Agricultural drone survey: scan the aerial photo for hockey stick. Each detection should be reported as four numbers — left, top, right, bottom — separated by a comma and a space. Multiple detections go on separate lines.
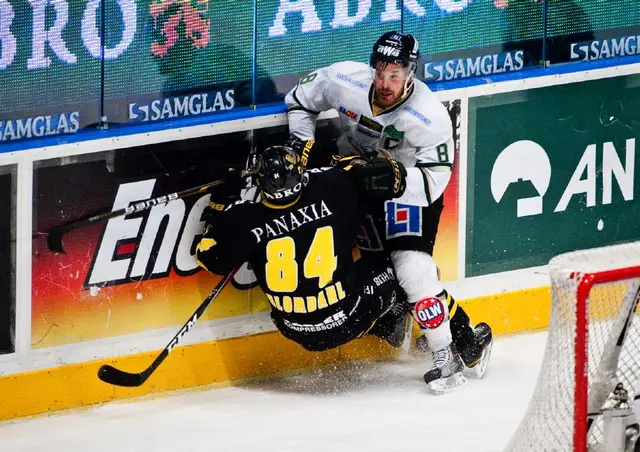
586, 281, 640, 434
98, 269, 237, 387
47, 169, 253, 254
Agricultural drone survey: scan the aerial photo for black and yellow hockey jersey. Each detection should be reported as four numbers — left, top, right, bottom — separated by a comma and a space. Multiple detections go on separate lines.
197, 167, 381, 343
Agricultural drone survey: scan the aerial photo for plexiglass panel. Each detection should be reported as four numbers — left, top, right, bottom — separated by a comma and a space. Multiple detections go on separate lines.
102, 0, 255, 127
0, 0, 100, 144
407, 0, 544, 83
546, 0, 640, 65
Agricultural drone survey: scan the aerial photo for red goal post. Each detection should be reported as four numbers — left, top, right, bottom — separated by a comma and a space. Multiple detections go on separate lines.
505, 242, 640, 452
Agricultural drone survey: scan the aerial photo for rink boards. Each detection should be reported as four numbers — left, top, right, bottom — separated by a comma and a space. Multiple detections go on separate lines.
0, 60, 639, 420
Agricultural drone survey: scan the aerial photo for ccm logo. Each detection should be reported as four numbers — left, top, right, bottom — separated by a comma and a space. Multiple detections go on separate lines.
390, 159, 402, 194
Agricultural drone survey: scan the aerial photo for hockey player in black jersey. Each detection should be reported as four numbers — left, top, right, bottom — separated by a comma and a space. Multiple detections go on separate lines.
196, 144, 409, 352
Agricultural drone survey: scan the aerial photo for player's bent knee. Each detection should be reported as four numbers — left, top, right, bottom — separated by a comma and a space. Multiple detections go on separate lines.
390, 250, 443, 302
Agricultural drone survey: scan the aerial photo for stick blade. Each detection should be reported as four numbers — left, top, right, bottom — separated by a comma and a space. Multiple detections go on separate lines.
98, 364, 146, 387
46, 227, 66, 254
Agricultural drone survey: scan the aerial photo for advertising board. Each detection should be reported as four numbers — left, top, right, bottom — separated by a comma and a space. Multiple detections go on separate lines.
466, 73, 640, 276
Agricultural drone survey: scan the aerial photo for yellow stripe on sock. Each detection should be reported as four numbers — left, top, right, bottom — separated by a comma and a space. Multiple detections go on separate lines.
447, 293, 458, 319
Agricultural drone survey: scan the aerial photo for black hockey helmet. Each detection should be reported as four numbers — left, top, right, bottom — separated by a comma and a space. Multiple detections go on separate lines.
256, 145, 305, 206
369, 31, 420, 76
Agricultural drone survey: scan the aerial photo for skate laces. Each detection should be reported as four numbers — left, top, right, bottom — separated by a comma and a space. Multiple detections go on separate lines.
474, 323, 491, 341
432, 347, 451, 368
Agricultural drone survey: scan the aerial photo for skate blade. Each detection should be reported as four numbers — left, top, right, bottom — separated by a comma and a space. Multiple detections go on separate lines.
464, 339, 493, 380
427, 372, 467, 395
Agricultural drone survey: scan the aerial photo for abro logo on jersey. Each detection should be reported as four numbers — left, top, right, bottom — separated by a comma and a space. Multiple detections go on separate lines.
262, 181, 304, 202
490, 138, 637, 218
84, 179, 210, 289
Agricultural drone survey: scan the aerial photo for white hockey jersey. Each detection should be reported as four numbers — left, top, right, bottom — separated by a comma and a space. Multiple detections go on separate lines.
285, 61, 454, 207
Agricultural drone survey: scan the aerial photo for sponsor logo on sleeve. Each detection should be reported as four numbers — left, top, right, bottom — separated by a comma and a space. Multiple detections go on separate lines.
402, 106, 430, 126
338, 106, 358, 120
336, 73, 368, 90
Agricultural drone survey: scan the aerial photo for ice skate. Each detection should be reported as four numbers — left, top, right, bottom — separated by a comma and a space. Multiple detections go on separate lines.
423, 344, 466, 394
460, 322, 493, 379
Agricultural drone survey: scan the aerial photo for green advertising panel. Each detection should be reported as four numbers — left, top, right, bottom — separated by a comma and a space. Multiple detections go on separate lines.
467, 73, 640, 276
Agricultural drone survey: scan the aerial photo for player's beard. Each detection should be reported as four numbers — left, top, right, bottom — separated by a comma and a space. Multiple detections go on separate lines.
375, 88, 401, 108
375, 77, 414, 108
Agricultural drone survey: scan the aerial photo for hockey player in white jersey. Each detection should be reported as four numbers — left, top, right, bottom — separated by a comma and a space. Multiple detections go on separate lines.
285, 31, 493, 392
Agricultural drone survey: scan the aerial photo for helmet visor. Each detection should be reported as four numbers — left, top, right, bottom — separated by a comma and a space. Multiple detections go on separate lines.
372, 63, 412, 82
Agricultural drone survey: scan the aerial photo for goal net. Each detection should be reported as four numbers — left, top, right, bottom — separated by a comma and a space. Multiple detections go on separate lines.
504, 242, 640, 452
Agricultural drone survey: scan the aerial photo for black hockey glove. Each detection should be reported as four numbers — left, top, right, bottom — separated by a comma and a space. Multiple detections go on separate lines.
202, 201, 228, 227
202, 171, 247, 224
331, 155, 407, 199
285, 136, 315, 168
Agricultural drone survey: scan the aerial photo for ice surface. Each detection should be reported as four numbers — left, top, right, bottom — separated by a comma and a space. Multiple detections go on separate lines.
0, 332, 547, 452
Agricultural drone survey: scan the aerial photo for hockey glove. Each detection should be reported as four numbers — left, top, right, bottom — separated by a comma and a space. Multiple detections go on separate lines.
202, 200, 229, 227
285, 136, 315, 168
203, 171, 247, 218
332, 155, 407, 199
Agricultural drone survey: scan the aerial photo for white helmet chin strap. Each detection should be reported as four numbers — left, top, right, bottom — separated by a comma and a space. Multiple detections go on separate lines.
402, 70, 415, 99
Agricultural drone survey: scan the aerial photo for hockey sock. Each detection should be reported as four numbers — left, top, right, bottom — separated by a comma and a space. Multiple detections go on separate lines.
445, 292, 476, 352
